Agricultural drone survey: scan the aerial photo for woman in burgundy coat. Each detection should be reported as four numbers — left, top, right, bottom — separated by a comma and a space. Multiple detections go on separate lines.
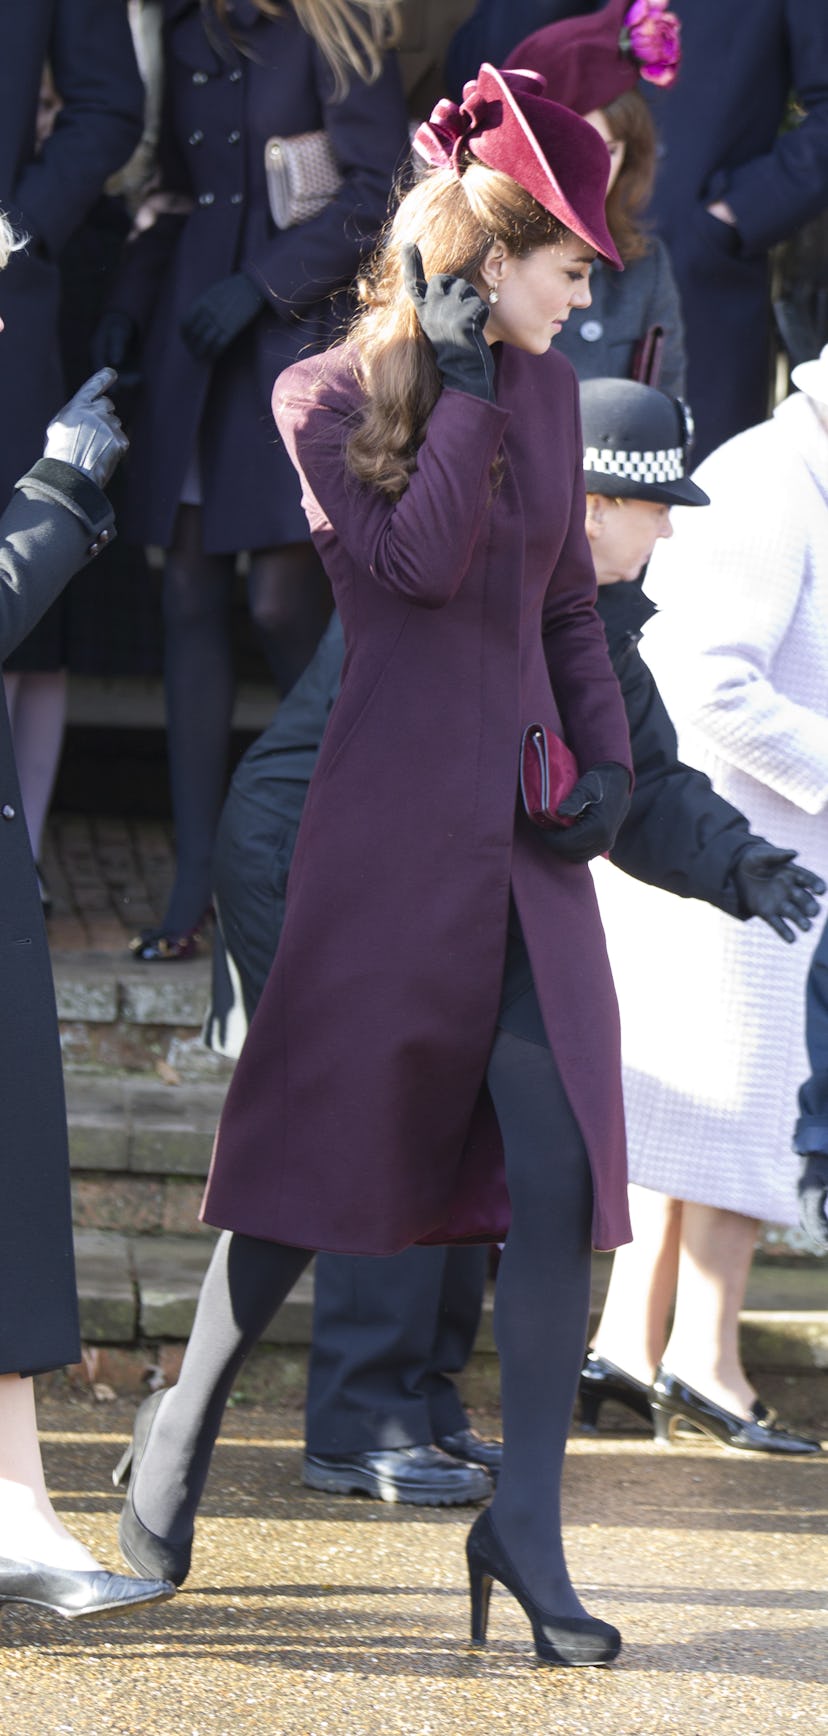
114, 67, 634, 1667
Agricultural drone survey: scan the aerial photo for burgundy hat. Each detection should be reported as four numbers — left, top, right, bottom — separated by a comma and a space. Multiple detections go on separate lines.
412, 63, 623, 269
504, 0, 682, 116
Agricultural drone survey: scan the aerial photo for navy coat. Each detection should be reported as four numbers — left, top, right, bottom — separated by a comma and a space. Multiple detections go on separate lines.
447, 0, 828, 461
114, 0, 409, 553
645, 0, 828, 461
0, 461, 114, 1376
0, 1, 143, 503
202, 342, 634, 1255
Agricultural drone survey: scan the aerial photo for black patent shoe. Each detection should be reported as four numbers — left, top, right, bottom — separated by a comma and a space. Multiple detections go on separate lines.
303, 1443, 492, 1505
651, 1367, 824, 1455
129, 918, 207, 963
466, 1509, 621, 1667
436, 1427, 503, 1479
579, 1352, 653, 1431
113, 1390, 193, 1586
0, 1555, 174, 1621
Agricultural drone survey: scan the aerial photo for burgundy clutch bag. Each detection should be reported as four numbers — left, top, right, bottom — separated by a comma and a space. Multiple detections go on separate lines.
520, 723, 579, 830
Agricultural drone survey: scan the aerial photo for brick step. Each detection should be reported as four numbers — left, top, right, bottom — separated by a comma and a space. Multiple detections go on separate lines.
73, 1230, 828, 1379
55, 952, 224, 1078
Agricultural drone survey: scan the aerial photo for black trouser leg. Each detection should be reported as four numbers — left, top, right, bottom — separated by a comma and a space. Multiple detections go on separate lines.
247, 543, 331, 696
132, 1231, 312, 1544
306, 1247, 457, 1455
426, 1245, 488, 1440
485, 978, 594, 1618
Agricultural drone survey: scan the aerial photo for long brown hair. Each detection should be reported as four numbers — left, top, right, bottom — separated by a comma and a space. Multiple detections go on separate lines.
602, 88, 656, 264
207, 0, 400, 97
345, 162, 569, 500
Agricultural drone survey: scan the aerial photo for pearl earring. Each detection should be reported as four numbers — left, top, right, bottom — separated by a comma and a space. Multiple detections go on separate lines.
488, 286, 499, 306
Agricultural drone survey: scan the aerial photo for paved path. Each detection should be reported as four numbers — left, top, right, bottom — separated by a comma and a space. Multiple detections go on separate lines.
3, 1387, 826, 1736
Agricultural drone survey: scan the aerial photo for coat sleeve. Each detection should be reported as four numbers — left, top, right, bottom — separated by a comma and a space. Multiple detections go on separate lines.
645, 239, 686, 398
608, 640, 751, 915
0, 463, 114, 662
274, 369, 511, 608
540, 378, 633, 776
242, 49, 410, 318
642, 432, 828, 815
711, 0, 828, 254
12, 1, 144, 259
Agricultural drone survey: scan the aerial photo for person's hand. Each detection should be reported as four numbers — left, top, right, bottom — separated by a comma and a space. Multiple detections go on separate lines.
798, 1152, 828, 1250
90, 310, 142, 388
401, 241, 495, 403
732, 842, 825, 943
543, 763, 631, 864
43, 368, 129, 489
180, 271, 265, 361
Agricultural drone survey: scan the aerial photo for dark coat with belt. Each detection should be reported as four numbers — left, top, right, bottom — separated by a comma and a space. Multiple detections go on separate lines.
0, 460, 114, 1376
113, 0, 409, 553
0, 1, 143, 503
201, 341, 634, 1254
447, 0, 828, 462
644, 0, 828, 462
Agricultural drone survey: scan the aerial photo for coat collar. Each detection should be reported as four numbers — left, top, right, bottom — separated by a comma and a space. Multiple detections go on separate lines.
596, 578, 656, 655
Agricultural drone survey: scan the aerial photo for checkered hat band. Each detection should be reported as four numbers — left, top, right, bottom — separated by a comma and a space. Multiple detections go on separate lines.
583, 445, 685, 483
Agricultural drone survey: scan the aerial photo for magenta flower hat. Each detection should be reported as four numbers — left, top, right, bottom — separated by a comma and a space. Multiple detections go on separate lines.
503, 0, 682, 116
412, 63, 624, 268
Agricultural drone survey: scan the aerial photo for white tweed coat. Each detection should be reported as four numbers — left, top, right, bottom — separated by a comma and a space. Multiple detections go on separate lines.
592, 393, 828, 1224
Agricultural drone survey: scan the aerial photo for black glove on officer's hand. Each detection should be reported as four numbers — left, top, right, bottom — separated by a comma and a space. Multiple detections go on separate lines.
181, 271, 265, 362
90, 310, 142, 389
732, 842, 825, 943
43, 368, 129, 490
798, 1152, 828, 1250
402, 241, 495, 403
543, 762, 632, 865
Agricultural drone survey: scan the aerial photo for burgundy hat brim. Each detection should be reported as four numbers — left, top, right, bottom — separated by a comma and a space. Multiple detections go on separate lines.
413, 63, 623, 271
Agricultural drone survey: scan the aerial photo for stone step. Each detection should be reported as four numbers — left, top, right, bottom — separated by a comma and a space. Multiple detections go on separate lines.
74, 1230, 828, 1377
55, 953, 220, 1076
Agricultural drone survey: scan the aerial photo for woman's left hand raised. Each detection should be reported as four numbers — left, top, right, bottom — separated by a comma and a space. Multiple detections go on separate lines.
402, 241, 495, 403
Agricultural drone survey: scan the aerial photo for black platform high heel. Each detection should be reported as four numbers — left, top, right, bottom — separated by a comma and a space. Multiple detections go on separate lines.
578, 1352, 653, 1431
113, 1390, 193, 1586
465, 1508, 621, 1667
650, 1368, 824, 1455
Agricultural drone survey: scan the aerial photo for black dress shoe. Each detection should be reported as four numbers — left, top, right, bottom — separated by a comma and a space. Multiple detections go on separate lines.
0, 1556, 174, 1621
303, 1443, 493, 1505
578, 1352, 653, 1431
435, 1427, 502, 1479
466, 1509, 621, 1667
651, 1367, 824, 1455
113, 1390, 193, 1586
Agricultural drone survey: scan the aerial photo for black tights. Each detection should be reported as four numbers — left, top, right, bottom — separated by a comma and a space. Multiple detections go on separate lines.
133, 981, 593, 1613
161, 505, 330, 934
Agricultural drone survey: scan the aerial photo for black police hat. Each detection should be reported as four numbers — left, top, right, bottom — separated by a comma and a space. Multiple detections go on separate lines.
580, 378, 709, 508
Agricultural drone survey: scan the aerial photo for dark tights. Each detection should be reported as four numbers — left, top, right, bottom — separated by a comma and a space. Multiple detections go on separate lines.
161, 505, 330, 934
133, 977, 593, 1613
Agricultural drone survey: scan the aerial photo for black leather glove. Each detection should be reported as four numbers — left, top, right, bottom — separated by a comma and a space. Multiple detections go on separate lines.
731, 841, 825, 943
180, 271, 265, 362
543, 762, 632, 865
402, 241, 495, 403
43, 368, 129, 489
90, 310, 142, 389
798, 1152, 828, 1250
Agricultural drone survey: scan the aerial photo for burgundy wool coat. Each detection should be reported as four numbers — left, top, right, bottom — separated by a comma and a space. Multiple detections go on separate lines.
201, 341, 634, 1252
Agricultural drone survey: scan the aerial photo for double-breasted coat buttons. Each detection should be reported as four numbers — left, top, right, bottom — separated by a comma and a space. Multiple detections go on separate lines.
1, 803, 16, 820
580, 319, 604, 343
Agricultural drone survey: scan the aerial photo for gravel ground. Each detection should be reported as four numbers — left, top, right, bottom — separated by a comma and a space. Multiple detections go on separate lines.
1, 1383, 826, 1736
